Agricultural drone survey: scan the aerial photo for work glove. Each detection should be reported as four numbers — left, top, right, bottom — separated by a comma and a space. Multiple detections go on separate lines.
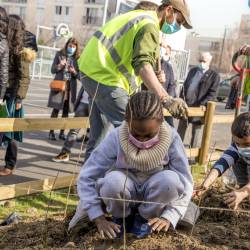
163, 96, 188, 119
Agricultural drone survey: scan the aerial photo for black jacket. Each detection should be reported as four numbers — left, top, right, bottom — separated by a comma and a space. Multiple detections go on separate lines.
161, 59, 176, 98
180, 66, 220, 107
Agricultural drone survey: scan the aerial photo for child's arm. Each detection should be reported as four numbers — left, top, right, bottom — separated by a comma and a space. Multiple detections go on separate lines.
195, 144, 240, 196
77, 129, 119, 222
161, 130, 193, 228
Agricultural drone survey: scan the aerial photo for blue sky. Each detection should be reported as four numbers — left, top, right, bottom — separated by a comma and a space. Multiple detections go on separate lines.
188, 0, 250, 37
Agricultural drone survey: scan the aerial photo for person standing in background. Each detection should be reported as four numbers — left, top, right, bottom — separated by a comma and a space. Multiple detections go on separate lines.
160, 43, 177, 126
177, 52, 220, 148
0, 15, 36, 176
0, 7, 9, 105
48, 37, 80, 141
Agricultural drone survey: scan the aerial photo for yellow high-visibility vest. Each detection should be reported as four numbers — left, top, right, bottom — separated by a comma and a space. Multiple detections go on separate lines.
78, 10, 159, 94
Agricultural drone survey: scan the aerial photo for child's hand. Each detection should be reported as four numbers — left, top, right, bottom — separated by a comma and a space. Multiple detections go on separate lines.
192, 184, 208, 198
223, 190, 248, 210
95, 215, 121, 239
148, 217, 170, 233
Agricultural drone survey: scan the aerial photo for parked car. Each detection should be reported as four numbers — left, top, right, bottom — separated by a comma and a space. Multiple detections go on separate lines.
216, 74, 239, 102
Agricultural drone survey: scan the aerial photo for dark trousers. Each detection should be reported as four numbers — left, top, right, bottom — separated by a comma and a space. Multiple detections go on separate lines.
61, 102, 89, 154
50, 100, 69, 134
177, 119, 203, 148
5, 139, 18, 170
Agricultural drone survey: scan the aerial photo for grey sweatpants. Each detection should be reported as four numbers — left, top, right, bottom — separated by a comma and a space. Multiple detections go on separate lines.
97, 170, 184, 219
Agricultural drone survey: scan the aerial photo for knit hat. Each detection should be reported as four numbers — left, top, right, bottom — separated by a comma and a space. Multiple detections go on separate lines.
119, 122, 172, 172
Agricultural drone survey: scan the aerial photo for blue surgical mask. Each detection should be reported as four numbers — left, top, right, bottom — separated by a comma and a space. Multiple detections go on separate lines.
237, 146, 250, 164
161, 16, 181, 34
67, 47, 76, 56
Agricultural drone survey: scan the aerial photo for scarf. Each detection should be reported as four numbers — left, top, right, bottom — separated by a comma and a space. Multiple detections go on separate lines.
119, 122, 172, 172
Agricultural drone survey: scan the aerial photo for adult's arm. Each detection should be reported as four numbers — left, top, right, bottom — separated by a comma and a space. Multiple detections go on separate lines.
51, 52, 65, 74
132, 23, 168, 100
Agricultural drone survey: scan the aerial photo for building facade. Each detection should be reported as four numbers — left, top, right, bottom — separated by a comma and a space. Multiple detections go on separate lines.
185, 35, 222, 71
0, 0, 118, 45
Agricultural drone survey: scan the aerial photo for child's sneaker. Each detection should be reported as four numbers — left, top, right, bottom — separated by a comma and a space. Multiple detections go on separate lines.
130, 214, 152, 239
52, 152, 70, 162
112, 214, 135, 239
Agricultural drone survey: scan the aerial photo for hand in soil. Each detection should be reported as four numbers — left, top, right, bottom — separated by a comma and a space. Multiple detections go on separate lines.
95, 215, 121, 239
148, 217, 170, 233
193, 184, 208, 198
223, 190, 248, 210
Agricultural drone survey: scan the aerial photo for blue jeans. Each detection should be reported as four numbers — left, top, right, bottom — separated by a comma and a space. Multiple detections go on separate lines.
81, 75, 129, 160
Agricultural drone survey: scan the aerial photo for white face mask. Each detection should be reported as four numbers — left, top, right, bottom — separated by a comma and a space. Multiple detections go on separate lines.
199, 62, 209, 71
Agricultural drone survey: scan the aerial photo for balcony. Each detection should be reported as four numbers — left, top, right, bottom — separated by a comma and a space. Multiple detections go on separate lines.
84, 0, 104, 9
82, 15, 102, 26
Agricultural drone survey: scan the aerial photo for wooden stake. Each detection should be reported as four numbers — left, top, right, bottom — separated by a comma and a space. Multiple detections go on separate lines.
198, 101, 216, 165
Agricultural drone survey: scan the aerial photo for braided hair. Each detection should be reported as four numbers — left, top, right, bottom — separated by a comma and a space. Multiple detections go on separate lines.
125, 91, 164, 122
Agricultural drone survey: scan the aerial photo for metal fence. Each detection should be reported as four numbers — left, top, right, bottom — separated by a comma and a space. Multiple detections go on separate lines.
30, 45, 190, 84
30, 45, 60, 80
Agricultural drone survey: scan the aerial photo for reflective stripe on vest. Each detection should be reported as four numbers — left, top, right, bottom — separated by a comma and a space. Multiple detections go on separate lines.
93, 15, 154, 92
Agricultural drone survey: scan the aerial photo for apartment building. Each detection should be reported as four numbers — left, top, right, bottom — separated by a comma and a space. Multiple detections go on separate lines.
0, 0, 118, 45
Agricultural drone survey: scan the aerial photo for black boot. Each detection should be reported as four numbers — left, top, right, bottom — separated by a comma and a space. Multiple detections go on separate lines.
59, 130, 66, 140
49, 130, 56, 141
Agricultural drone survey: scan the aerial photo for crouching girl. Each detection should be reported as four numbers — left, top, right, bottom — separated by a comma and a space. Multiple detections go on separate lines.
76, 91, 193, 239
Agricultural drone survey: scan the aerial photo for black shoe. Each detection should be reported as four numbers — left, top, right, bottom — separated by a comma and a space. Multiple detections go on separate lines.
49, 131, 56, 141
76, 134, 89, 143
59, 133, 66, 140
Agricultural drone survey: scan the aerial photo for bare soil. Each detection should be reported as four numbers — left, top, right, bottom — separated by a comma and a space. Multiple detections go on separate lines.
0, 187, 250, 250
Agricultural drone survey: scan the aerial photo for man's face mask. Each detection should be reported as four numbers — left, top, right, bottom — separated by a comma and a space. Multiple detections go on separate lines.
199, 62, 209, 71
161, 13, 181, 35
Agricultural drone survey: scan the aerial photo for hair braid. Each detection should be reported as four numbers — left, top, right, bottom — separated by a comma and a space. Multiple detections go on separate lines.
125, 91, 164, 122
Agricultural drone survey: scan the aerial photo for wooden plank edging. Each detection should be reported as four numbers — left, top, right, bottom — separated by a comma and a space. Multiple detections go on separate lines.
0, 174, 78, 201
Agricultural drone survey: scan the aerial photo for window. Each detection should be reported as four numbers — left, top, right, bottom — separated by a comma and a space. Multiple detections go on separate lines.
55, 5, 62, 15
86, 7, 98, 24
2, 0, 27, 3
19, 6, 26, 19
65, 6, 70, 15
36, 7, 45, 24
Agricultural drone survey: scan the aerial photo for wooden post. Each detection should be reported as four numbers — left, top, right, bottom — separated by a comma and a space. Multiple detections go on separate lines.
198, 101, 216, 165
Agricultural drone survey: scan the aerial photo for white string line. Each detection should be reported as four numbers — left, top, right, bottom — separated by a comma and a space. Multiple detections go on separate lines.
8, 186, 250, 215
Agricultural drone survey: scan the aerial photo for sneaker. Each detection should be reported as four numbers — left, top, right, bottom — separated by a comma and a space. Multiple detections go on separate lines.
49, 131, 56, 141
52, 152, 70, 162
59, 133, 67, 140
130, 214, 152, 239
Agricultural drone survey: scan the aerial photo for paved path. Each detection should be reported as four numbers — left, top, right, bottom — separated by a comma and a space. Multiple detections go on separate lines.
0, 79, 248, 187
